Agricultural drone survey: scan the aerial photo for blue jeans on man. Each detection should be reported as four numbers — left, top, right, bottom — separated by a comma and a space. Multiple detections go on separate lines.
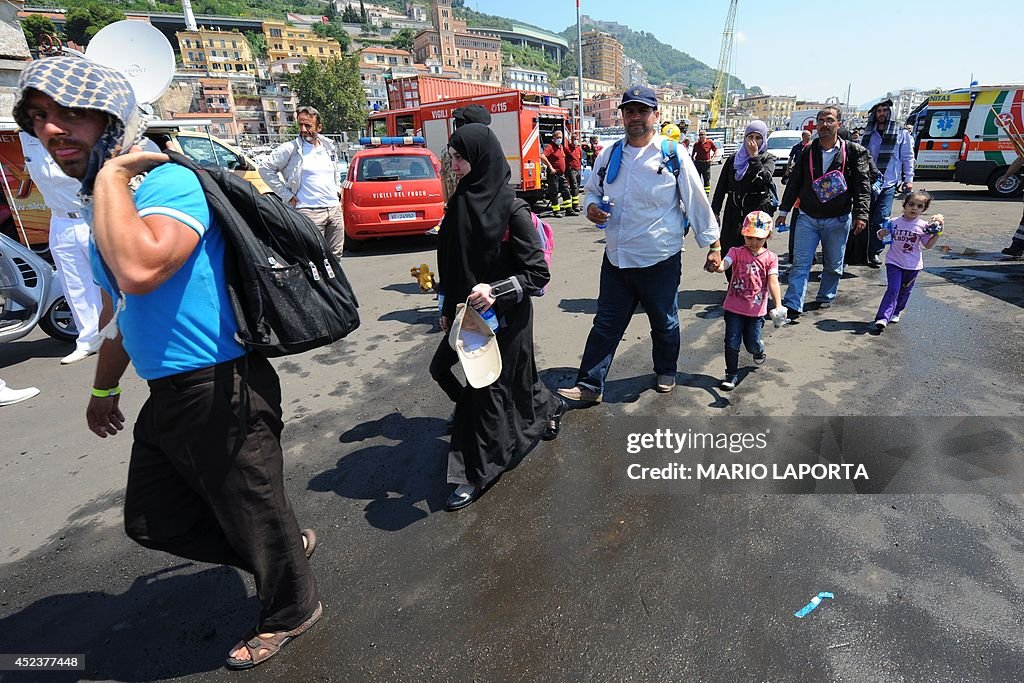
575, 252, 681, 393
869, 184, 896, 258
783, 212, 852, 313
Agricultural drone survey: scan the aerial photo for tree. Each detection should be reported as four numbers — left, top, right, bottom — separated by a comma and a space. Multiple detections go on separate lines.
63, 3, 124, 47
359, 0, 367, 23
289, 55, 367, 133
245, 31, 268, 59
341, 4, 361, 23
312, 21, 351, 51
22, 14, 57, 51
390, 28, 416, 52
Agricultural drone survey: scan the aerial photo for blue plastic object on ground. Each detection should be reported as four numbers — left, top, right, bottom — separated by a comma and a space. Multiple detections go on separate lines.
794, 591, 834, 618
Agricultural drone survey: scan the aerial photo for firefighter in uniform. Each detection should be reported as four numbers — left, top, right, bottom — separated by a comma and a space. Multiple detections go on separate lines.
565, 131, 583, 215
541, 130, 575, 217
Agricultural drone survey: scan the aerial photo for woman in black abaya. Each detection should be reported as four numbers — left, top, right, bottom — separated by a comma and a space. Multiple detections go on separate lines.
432, 123, 567, 511
710, 120, 777, 280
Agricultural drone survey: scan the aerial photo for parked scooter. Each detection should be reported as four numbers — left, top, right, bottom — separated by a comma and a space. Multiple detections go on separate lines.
0, 231, 78, 344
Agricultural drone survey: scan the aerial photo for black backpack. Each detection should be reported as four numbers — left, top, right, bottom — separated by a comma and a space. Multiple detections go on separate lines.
165, 151, 359, 357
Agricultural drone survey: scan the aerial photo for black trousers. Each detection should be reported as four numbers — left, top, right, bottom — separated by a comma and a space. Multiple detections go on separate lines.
694, 160, 712, 192
430, 335, 463, 403
566, 168, 580, 197
546, 172, 571, 211
124, 353, 319, 632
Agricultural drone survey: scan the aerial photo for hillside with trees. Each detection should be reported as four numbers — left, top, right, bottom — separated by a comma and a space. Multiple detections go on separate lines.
28, 0, 750, 95
559, 18, 747, 92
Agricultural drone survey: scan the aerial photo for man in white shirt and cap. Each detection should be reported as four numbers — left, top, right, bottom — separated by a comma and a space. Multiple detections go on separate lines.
558, 86, 721, 403
19, 131, 101, 364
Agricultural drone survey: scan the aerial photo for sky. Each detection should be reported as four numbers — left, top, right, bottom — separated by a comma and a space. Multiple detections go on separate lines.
470, 0, 1022, 104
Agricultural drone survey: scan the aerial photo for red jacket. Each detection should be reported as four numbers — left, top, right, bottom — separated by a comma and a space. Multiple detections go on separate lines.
543, 143, 567, 174
565, 141, 582, 170
692, 138, 717, 162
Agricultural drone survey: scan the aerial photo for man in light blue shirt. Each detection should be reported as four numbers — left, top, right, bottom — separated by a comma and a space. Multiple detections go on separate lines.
557, 86, 720, 403
861, 98, 914, 266
14, 56, 321, 671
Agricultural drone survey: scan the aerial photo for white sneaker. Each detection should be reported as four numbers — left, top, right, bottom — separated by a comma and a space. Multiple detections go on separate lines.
874, 319, 887, 331
60, 348, 95, 365
0, 386, 40, 406
890, 315, 900, 323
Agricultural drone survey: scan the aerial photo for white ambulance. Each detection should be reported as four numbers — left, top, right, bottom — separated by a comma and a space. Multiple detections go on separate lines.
908, 84, 1024, 197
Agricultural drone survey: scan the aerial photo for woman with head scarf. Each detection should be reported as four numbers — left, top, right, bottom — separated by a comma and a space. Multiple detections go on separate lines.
431, 123, 567, 511
710, 120, 777, 280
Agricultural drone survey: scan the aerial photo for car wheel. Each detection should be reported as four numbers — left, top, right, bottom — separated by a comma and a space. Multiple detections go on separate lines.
344, 236, 366, 253
39, 296, 79, 342
988, 169, 1023, 198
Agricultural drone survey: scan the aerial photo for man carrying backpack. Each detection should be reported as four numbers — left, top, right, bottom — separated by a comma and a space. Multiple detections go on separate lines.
557, 86, 720, 403
13, 56, 321, 670
259, 105, 346, 261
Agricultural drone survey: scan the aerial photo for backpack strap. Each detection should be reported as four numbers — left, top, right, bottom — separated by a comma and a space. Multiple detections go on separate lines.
596, 139, 624, 194
660, 139, 680, 177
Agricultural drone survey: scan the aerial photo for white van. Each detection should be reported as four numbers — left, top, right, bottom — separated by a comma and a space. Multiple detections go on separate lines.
766, 130, 805, 176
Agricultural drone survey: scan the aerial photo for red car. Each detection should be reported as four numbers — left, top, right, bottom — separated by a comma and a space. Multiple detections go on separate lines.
342, 140, 444, 247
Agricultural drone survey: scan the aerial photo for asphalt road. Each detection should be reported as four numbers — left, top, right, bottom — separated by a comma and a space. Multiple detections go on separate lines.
2, 173, 1024, 682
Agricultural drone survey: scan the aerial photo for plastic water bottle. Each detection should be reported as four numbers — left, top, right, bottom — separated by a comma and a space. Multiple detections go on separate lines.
480, 307, 499, 333
595, 196, 613, 229
881, 220, 893, 245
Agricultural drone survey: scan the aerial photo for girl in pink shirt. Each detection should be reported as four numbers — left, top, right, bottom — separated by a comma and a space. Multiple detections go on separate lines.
873, 190, 944, 330
713, 211, 785, 390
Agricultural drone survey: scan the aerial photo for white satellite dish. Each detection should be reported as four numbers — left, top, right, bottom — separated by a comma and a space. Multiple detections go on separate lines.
86, 21, 175, 105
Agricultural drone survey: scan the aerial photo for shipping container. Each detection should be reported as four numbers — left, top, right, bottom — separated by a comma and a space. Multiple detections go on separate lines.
386, 76, 504, 111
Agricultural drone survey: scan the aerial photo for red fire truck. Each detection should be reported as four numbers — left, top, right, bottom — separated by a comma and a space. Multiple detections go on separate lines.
366, 90, 573, 205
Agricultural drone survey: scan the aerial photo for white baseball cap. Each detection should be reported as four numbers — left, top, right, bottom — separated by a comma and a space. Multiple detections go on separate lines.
448, 302, 502, 388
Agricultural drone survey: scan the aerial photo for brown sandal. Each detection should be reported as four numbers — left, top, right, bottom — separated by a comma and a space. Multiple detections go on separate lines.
225, 601, 323, 670
301, 529, 317, 560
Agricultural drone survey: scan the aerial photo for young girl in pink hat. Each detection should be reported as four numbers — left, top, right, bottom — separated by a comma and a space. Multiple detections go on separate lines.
712, 211, 786, 390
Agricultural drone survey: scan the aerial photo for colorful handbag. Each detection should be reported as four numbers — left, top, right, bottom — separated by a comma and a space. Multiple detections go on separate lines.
809, 141, 848, 203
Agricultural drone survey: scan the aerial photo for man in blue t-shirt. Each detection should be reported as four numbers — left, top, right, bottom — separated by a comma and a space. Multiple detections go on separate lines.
13, 56, 321, 670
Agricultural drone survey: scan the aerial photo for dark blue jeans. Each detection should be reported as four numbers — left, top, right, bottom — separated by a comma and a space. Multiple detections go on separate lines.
869, 184, 896, 257
723, 311, 764, 374
576, 252, 682, 393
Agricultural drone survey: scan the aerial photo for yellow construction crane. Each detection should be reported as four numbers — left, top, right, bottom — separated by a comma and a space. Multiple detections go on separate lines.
708, 0, 738, 129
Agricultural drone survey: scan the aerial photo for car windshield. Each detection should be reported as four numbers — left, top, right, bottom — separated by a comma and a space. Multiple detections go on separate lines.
767, 136, 800, 150
357, 155, 436, 182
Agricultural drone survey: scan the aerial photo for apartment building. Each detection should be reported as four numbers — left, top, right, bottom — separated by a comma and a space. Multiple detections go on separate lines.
412, 0, 502, 84
559, 76, 616, 101
737, 94, 797, 130
177, 27, 258, 75
584, 93, 621, 128
579, 31, 624, 88
261, 83, 299, 137
503, 66, 552, 94
263, 19, 343, 63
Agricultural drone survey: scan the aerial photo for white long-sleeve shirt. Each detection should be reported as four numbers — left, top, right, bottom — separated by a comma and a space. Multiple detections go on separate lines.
19, 131, 83, 217
584, 134, 720, 269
